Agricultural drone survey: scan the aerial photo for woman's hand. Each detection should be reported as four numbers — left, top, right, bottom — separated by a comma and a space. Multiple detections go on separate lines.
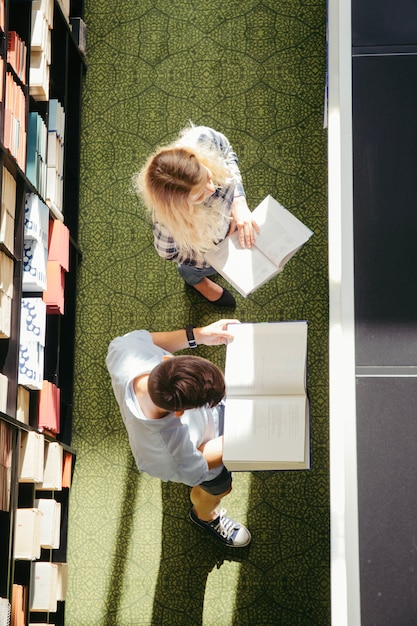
194, 319, 240, 345
229, 196, 260, 248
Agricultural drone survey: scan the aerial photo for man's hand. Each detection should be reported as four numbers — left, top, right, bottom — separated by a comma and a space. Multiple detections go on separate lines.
229, 196, 260, 249
194, 319, 240, 345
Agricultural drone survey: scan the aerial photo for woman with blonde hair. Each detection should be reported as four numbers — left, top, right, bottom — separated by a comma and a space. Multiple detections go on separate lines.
134, 125, 259, 307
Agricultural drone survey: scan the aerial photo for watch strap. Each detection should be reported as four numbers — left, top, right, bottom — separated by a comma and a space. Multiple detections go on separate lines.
185, 325, 197, 349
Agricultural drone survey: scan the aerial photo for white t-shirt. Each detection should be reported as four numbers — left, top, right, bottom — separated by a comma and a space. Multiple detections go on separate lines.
106, 330, 224, 486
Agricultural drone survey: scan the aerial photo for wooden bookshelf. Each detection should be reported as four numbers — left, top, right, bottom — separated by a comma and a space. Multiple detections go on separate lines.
0, 1, 85, 623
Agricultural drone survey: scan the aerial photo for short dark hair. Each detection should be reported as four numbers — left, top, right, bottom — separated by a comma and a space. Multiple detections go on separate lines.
147, 355, 225, 412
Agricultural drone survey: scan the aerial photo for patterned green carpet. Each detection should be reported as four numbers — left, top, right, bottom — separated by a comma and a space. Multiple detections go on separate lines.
66, 1, 329, 624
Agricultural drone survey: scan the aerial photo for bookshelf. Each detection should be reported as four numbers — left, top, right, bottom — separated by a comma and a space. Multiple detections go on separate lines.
0, 0, 86, 623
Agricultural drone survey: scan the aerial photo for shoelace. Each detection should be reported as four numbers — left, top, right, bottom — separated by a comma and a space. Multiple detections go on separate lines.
210, 509, 237, 540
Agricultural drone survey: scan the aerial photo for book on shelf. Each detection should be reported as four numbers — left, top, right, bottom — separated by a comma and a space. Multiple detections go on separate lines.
205, 195, 313, 297
24, 193, 49, 248
18, 298, 46, 391
18, 431, 45, 483
18, 340, 44, 390
222, 321, 310, 471
0, 290, 12, 339
13, 508, 43, 560
36, 441, 63, 491
11, 584, 28, 626
0, 372, 7, 414
0, 420, 12, 512
7, 31, 27, 84
0, 251, 13, 338
0, 251, 13, 298
30, 562, 58, 613
48, 218, 69, 272
4, 72, 27, 170
26, 112, 48, 196
20, 297, 47, 347
62, 451, 73, 488
16, 385, 30, 424
34, 498, 61, 549
22, 239, 48, 293
56, 562, 68, 602
38, 380, 60, 433
32, 0, 54, 31
0, 166, 17, 255
43, 260, 65, 314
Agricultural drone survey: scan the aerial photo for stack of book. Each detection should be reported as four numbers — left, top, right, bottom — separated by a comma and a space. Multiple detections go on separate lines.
30, 562, 68, 612
38, 380, 60, 433
30, 0, 54, 101
4, 32, 27, 169
22, 193, 49, 292
34, 498, 61, 549
46, 99, 65, 216
26, 112, 48, 197
43, 217, 69, 314
13, 508, 43, 560
11, 585, 27, 626
0, 250, 13, 338
36, 441, 63, 491
18, 297, 46, 391
0, 421, 12, 512
7, 31, 27, 83
0, 372, 7, 413
16, 385, 30, 424
62, 451, 73, 488
0, 165, 17, 255
18, 431, 45, 484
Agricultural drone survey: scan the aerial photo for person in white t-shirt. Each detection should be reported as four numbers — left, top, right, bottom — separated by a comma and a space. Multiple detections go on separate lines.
106, 318, 251, 548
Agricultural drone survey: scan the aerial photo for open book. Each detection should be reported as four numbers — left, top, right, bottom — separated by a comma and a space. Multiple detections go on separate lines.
205, 195, 313, 297
222, 321, 310, 471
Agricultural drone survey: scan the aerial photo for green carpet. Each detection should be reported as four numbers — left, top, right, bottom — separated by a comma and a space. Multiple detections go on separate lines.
66, 1, 329, 624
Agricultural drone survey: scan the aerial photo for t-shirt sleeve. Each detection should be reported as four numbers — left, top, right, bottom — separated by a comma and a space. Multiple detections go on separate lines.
106, 330, 165, 406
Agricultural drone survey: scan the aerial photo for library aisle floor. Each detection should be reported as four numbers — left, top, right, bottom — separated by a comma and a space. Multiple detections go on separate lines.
66, 1, 329, 624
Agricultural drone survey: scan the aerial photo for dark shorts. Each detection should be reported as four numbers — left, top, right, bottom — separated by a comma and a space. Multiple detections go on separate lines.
199, 466, 232, 495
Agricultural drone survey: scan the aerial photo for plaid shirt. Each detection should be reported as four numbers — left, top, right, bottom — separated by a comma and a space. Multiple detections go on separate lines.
152, 126, 246, 268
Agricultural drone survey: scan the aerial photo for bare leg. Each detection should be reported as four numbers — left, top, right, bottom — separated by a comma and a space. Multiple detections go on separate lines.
190, 484, 232, 521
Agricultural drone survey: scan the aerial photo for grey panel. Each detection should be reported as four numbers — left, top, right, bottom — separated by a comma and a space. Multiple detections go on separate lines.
352, 54, 417, 366
352, 0, 417, 47
356, 377, 417, 625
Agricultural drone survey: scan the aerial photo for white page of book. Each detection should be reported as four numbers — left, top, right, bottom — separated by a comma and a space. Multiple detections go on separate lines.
223, 395, 307, 463
252, 196, 313, 268
205, 232, 278, 296
225, 322, 307, 396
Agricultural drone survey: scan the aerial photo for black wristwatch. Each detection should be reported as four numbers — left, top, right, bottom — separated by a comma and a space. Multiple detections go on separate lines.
185, 325, 197, 349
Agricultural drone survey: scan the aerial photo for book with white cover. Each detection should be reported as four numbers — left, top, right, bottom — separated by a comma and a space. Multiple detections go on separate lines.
36, 441, 63, 490
205, 195, 313, 297
30, 562, 58, 612
13, 508, 43, 560
18, 431, 45, 483
222, 321, 310, 470
34, 498, 61, 548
